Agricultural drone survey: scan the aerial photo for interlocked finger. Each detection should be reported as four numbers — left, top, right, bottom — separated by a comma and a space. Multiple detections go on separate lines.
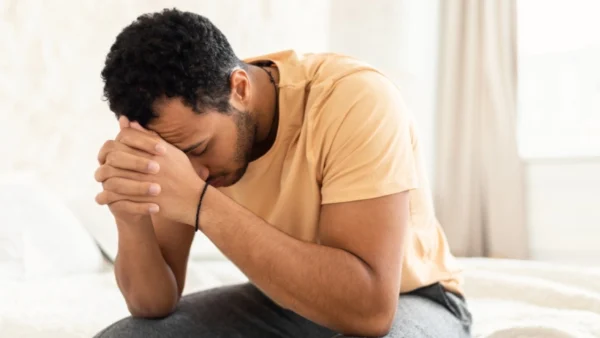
95, 190, 152, 206
94, 165, 150, 183
102, 177, 161, 196
104, 151, 160, 174
108, 200, 160, 215
97, 140, 155, 165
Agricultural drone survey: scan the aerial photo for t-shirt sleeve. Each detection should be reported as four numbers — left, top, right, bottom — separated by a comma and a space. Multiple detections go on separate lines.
319, 71, 418, 204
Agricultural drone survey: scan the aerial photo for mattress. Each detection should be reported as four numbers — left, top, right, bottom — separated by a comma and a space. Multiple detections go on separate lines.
0, 258, 599, 338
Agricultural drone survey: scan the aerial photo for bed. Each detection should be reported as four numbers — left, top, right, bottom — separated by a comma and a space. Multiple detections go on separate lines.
1, 258, 600, 338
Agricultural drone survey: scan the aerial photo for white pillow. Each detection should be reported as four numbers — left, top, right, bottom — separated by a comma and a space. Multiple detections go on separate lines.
0, 175, 105, 280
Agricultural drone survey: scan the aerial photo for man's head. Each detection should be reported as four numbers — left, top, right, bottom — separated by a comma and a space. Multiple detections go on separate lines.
101, 8, 257, 187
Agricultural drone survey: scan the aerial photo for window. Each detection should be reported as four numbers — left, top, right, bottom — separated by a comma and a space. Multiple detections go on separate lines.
517, 0, 600, 158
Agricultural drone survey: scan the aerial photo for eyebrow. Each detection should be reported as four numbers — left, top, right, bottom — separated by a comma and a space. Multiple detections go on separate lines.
181, 140, 205, 154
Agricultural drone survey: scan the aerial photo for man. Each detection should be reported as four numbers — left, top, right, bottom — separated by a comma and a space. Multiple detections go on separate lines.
94, 8, 471, 338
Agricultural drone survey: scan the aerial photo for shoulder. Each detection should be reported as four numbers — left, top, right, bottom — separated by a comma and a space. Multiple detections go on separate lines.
308, 67, 411, 139
305, 66, 415, 172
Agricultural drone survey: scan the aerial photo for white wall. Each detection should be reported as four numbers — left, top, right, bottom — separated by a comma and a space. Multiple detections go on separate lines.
526, 159, 600, 265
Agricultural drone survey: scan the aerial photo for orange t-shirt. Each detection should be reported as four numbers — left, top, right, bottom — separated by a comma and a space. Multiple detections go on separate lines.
220, 50, 463, 295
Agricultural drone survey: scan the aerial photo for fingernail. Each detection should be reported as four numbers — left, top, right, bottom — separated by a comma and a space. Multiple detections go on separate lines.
148, 183, 161, 195
155, 143, 167, 154
147, 161, 160, 173
149, 204, 159, 213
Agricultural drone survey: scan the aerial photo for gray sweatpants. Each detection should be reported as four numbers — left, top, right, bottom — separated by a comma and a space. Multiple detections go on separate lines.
95, 283, 472, 338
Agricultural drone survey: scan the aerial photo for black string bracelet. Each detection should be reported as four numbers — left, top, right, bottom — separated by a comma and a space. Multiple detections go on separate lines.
195, 181, 210, 232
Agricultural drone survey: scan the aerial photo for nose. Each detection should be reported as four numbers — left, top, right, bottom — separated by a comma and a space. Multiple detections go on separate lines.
196, 165, 210, 181
188, 157, 210, 181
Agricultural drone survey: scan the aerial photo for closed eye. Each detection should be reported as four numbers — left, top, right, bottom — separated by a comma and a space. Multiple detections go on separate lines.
182, 139, 207, 155
191, 144, 208, 157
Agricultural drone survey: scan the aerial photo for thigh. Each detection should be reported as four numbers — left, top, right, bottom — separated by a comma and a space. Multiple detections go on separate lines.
383, 293, 471, 338
94, 283, 336, 338
338, 291, 471, 338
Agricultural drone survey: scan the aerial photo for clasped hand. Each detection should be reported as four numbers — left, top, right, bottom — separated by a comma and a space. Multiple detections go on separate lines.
94, 116, 204, 226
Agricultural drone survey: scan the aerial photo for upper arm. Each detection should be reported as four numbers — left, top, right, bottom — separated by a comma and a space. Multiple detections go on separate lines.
151, 215, 195, 297
317, 71, 417, 299
319, 193, 409, 302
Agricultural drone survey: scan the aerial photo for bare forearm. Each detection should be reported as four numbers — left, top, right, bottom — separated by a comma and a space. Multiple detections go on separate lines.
114, 219, 178, 317
200, 188, 393, 335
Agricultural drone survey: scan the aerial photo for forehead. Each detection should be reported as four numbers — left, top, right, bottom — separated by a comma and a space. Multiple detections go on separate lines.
148, 98, 199, 141
148, 97, 218, 146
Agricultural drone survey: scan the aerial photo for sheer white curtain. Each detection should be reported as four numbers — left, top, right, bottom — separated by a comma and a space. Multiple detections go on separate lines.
435, 0, 528, 258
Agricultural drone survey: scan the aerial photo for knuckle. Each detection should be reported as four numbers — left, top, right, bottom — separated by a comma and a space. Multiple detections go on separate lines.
103, 191, 114, 203
107, 165, 117, 178
102, 177, 116, 191
103, 140, 114, 149
105, 152, 114, 165
95, 166, 106, 182
95, 192, 108, 205
94, 168, 102, 182
97, 165, 112, 182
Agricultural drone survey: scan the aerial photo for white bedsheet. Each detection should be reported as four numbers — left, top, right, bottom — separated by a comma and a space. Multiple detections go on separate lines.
1, 258, 599, 338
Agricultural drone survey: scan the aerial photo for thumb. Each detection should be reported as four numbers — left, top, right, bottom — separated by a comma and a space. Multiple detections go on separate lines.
130, 121, 146, 132
130, 121, 158, 136
118, 115, 130, 130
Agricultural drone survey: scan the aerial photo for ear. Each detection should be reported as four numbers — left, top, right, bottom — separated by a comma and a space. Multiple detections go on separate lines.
229, 68, 251, 108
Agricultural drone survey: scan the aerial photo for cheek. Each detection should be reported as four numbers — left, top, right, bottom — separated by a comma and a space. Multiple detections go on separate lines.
213, 139, 238, 166
192, 140, 238, 176
214, 131, 240, 161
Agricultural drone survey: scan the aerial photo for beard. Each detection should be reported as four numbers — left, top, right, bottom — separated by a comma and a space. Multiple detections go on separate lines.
225, 107, 256, 186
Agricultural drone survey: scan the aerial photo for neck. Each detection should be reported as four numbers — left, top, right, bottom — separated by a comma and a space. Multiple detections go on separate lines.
248, 63, 279, 146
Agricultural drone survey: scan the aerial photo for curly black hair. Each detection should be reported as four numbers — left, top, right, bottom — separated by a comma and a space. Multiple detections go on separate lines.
101, 8, 244, 126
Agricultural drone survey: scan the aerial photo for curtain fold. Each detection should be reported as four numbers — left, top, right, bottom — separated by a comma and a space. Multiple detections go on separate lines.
435, 0, 528, 259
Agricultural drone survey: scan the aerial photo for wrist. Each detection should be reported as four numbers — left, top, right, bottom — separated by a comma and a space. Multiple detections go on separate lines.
115, 216, 156, 242
182, 178, 210, 228
115, 215, 152, 231
196, 184, 221, 232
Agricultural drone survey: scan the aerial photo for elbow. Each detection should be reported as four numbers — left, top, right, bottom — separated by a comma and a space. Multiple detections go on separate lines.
125, 291, 179, 319
363, 311, 396, 337
338, 294, 398, 337
357, 305, 396, 337
127, 298, 178, 319
115, 267, 180, 319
